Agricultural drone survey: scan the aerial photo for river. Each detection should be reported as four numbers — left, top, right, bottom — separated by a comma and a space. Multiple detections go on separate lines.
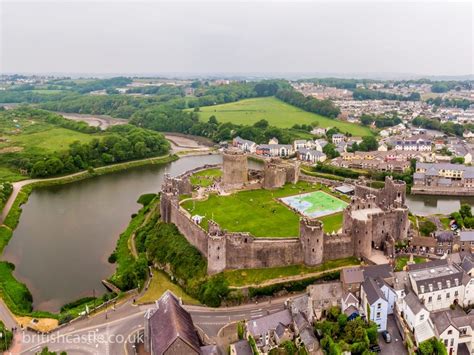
2, 154, 231, 312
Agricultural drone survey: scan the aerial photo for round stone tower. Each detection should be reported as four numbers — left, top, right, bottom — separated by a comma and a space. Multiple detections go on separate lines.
300, 218, 324, 266
222, 149, 248, 186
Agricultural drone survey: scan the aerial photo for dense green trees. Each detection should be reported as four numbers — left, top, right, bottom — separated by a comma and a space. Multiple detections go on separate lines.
316, 308, 378, 355
25, 123, 169, 178
0, 321, 13, 352
427, 97, 472, 110
418, 338, 447, 355
360, 113, 402, 128
419, 220, 437, 236
323, 143, 340, 159
276, 89, 341, 118
412, 116, 465, 137
350, 136, 378, 152
353, 88, 420, 101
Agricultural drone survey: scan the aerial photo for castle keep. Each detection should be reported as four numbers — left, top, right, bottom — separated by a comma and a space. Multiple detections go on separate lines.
160, 151, 409, 274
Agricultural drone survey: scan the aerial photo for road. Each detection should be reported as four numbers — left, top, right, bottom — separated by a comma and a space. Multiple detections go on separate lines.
14, 294, 294, 355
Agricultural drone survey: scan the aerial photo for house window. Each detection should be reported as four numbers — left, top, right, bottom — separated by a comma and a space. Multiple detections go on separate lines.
376, 312, 381, 319
447, 293, 450, 299
428, 296, 432, 303
420, 314, 424, 321
444, 340, 448, 347
455, 291, 459, 297
448, 330, 452, 335
437, 295, 442, 301
450, 339, 454, 346
377, 303, 381, 309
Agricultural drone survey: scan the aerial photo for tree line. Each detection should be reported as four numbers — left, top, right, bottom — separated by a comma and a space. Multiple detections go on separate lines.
29, 124, 169, 177
412, 116, 465, 137
275, 89, 341, 118
352, 88, 421, 101
427, 97, 472, 110
359, 113, 402, 128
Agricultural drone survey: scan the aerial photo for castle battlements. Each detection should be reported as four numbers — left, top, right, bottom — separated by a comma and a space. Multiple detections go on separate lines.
159, 158, 409, 274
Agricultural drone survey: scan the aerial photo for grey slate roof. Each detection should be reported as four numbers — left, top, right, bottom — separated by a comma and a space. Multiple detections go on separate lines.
299, 328, 319, 349
341, 267, 365, 284
148, 291, 201, 355
201, 345, 221, 355
407, 259, 447, 271
362, 277, 386, 305
246, 309, 292, 338
409, 262, 464, 294
461, 255, 474, 273
460, 231, 474, 242
404, 292, 426, 315
435, 230, 455, 242
363, 264, 393, 280
231, 340, 253, 355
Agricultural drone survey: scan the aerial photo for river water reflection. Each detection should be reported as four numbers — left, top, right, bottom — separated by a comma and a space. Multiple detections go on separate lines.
2, 154, 231, 312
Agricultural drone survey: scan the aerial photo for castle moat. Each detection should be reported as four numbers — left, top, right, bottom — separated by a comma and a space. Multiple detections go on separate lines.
2, 152, 470, 312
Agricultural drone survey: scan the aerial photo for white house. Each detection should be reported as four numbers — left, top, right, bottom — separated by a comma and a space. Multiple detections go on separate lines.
296, 148, 326, 164
394, 139, 432, 152
379, 130, 390, 138
314, 139, 328, 152
311, 127, 327, 136
332, 134, 345, 145
378, 143, 388, 152
408, 260, 465, 311
375, 278, 397, 314
233, 136, 257, 153
360, 277, 389, 331
431, 310, 474, 355
400, 292, 435, 344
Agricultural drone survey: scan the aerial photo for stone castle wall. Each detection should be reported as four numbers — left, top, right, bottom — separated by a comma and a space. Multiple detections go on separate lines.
323, 234, 354, 260
159, 166, 409, 275
263, 158, 300, 189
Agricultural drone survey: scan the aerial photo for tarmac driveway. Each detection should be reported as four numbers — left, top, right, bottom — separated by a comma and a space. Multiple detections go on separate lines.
378, 315, 408, 355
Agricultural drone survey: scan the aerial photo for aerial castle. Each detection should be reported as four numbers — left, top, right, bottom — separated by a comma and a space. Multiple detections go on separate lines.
160, 150, 409, 274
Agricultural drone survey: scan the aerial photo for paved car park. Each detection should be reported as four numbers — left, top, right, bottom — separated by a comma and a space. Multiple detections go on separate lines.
378, 315, 408, 355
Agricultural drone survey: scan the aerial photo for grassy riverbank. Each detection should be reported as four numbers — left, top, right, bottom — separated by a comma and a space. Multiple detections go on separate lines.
0, 154, 177, 320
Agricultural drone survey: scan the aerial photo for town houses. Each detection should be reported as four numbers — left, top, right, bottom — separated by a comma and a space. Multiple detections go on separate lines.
394, 139, 432, 152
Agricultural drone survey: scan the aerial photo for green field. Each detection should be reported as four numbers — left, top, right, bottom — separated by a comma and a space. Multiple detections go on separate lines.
223, 257, 359, 287
7, 127, 97, 153
319, 213, 344, 233
182, 181, 346, 238
194, 97, 372, 136
0, 110, 102, 181
138, 270, 200, 305
189, 168, 222, 187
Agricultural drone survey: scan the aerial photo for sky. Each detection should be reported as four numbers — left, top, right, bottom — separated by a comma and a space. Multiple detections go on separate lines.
0, 0, 473, 77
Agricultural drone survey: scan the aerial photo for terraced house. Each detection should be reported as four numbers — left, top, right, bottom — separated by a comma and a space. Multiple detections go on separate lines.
413, 162, 474, 195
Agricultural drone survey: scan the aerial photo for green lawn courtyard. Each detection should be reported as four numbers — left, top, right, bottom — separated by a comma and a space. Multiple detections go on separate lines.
189, 168, 222, 187
181, 181, 346, 237
394, 256, 428, 272
193, 97, 373, 136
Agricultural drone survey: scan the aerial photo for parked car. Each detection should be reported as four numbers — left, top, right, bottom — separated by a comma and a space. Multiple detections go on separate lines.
370, 344, 381, 353
382, 330, 392, 343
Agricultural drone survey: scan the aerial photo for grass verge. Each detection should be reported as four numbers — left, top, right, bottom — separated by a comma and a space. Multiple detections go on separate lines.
223, 257, 359, 287
138, 270, 200, 305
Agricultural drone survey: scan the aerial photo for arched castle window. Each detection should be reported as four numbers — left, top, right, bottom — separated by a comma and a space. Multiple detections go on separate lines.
244, 238, 248, 243
312, 248, 315, 252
